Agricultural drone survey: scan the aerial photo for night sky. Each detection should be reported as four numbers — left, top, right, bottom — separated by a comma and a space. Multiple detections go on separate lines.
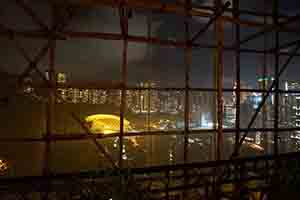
1, 0, 300, 89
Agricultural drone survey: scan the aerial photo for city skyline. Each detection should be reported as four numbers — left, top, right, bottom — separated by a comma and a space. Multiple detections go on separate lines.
21, 71, 300, 131
1, 1, 300, 198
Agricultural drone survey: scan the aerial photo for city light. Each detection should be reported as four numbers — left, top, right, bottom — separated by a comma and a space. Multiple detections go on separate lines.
85, 114, 139, 146
0, 159, 9, 175
1, 0, 300, 199
85, 114, 132, 134
248, 143, 264, 152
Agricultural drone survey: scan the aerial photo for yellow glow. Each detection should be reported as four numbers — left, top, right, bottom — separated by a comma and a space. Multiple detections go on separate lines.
248, 143, 264, 152
86, 114, 130, 125
102, 130, 116, 134
0, 159, 9, 174
131, 138, 139, 147
85, 114, 139, 146
221, 183, 233, 193
85, 114, 132, 134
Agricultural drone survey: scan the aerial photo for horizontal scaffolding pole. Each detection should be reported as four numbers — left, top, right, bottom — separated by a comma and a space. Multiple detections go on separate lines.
0, 127, 299, 143
150, 175, 268, 194
236, 13, 300, 46
1, 28, 300, 56
52, 0, 300, 32
0, 29, 64, 40
191, 4, 288, 19
6, 29, 300, 57
17, 80, 300, 94
0, 151, 299, 183
268, 39, 300, 53
191, 1, 231, 43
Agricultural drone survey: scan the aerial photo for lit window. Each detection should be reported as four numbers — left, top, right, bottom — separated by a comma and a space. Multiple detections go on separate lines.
57, 72, 66, 84
0, 159, 9, 175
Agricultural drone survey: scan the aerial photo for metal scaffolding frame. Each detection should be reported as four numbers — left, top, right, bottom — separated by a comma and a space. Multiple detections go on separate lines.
1, 0, 300, 199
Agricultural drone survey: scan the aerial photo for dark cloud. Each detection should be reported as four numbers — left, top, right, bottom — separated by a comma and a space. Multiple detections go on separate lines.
1, 0, 300, 89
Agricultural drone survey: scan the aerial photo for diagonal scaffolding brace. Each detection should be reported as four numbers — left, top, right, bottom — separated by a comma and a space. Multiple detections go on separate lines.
232, 42, 300, 157
267, 39, 300, 53
233, 13, 300, 47
27, 59, 118, 168
191, 1, 231, 43
14, 0, 50, 31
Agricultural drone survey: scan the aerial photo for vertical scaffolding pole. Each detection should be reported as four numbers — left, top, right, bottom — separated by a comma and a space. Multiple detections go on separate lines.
45, 43, 54, 175
183, 1, 191, 199
42, 5, 56, 200
44, 6, 56, 176
272, 1, 281, 189
213, 1, 224, 198
233, 0, 240, 156
118, 5, 129, 199
273, 0, 279, 156
233, 0, 241, 198
119, 4, 128, 170
147, 84, 152, 163
262, 0, 268, 152
147, 13, 153, 165
215, 0, 224, 161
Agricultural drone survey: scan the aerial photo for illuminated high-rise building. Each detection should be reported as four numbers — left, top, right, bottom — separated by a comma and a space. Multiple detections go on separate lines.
223, 102, 236, 128
56, 72, 67, 101
253, 76, 275, 151
106, 90, 121, 106
284, 81, 300, 128
189, 92, 212, 128
134, 81, 159, 113
72, 88, 80, 104
257, 76, 275, 104
90, 89, 100, 104
280, 80, 300, 152
57, 72, 66, 84
81, 89, 89, 103
232, 81, 252, 104
256, 77, 275, 128
23, 77, 34, 94
52, 72, 110, 105
126, 90, 138, 112
98, 90, 108, 104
